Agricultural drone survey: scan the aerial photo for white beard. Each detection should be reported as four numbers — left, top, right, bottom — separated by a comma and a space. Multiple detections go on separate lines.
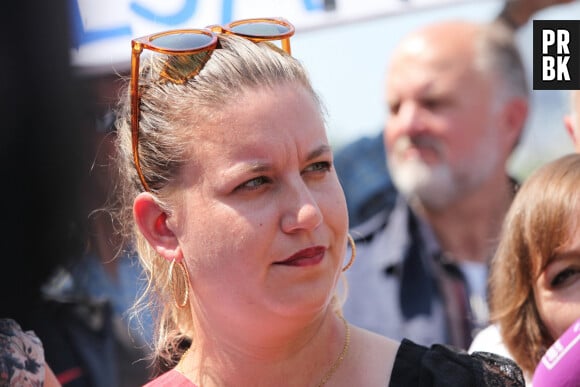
389, 155, 456, 210
387, 133, 501, 211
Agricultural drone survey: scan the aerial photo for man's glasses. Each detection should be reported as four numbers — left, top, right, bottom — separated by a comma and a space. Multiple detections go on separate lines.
130, 17, 295, 191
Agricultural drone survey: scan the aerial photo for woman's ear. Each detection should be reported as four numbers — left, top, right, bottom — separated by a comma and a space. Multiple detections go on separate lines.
133, 192, 182, 262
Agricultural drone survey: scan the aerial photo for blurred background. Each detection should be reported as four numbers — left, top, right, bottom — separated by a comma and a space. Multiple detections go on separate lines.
290, 0, 579, 180
73, 0, 580, 179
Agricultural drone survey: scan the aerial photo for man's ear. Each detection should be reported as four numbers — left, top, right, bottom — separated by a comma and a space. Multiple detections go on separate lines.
564, 114, 579, 149
501, 97, 528, 152
133, 192, 182, 262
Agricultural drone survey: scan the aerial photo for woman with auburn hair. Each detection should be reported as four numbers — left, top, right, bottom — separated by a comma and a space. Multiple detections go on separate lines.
470, 153, 580, 383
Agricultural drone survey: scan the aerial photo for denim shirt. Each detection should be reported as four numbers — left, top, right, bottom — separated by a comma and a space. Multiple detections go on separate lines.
334, 131, 397, 228
343, 196, 477, 349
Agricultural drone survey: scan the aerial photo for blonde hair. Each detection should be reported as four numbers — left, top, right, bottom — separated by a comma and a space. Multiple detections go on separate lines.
489, 153, 580, 375
113, 34, 322, 373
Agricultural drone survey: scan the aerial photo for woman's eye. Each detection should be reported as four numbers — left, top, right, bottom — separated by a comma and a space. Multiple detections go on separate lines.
550, 268, 580, 288
236, 176, 270, 191
303, 161, 331, 174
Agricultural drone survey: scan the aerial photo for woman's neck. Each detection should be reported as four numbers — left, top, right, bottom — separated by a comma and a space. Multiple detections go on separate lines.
178, 310, 349, 387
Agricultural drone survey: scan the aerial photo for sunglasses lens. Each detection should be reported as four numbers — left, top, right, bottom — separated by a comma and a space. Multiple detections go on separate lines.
152, 32, 214, 50
230, 21, 291, 37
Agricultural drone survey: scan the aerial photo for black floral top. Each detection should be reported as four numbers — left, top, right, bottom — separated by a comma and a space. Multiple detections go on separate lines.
389, 339, 525, 386
0, 319, 45, 387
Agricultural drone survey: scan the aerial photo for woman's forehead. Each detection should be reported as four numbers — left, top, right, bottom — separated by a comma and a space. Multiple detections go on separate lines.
193, 84, 323, 136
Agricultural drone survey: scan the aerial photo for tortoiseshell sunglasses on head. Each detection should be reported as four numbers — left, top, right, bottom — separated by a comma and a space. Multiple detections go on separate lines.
130, 17, 295, 191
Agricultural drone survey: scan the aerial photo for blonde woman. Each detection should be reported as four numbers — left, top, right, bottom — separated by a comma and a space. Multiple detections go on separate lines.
114, 18, 524, 386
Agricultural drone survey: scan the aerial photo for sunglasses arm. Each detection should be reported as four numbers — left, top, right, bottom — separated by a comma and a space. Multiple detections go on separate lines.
130, 42, 151, 191
281, 38, 291, 55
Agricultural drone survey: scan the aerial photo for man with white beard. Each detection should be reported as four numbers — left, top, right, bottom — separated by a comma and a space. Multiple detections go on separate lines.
341, 20, 529, 349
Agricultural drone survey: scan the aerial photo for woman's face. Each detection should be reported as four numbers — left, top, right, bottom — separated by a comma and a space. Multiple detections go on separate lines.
534, 221, 580, 340
167, 84, 349, 332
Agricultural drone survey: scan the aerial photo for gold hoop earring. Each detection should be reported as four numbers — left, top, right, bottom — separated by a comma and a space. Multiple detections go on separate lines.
169, 258, 190, 309
342, 234, 356, 272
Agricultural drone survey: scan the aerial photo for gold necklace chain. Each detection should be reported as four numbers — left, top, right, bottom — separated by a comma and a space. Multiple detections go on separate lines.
317, 313, 351, 387
176, 313, 351, 386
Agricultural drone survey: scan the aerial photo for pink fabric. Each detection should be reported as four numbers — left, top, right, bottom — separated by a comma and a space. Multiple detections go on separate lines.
143, 370, 197, 387
533, 318, 580, 387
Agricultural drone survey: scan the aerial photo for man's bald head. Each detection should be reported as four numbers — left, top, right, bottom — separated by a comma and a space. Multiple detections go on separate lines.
384, 19, 529, 210
390, 20, 528, 105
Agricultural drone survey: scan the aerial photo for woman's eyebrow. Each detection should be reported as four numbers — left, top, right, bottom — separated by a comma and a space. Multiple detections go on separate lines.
306, 145, 331, 161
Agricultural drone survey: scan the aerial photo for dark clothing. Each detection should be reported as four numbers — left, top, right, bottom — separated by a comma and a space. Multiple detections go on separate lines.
22, 298, 118, 387
389, 339, 524, 386
18, 266, 152, 387
334, 131, 396, 228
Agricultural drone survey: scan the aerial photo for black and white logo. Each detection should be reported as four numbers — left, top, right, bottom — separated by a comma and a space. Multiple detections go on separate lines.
533, 20, 580, 90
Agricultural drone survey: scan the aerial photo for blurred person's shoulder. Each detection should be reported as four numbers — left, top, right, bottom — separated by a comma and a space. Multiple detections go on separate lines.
0, 319, 46, 386
335, 131, 397, 227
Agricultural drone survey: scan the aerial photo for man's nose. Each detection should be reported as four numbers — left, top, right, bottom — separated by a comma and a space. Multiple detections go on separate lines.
393, 101, 428, 136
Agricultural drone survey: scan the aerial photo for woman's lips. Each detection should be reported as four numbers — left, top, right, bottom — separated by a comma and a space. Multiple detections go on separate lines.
274, 246, 326, 267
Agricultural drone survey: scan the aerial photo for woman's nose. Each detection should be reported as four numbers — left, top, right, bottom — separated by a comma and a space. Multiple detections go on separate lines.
280, 180, 323, 234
